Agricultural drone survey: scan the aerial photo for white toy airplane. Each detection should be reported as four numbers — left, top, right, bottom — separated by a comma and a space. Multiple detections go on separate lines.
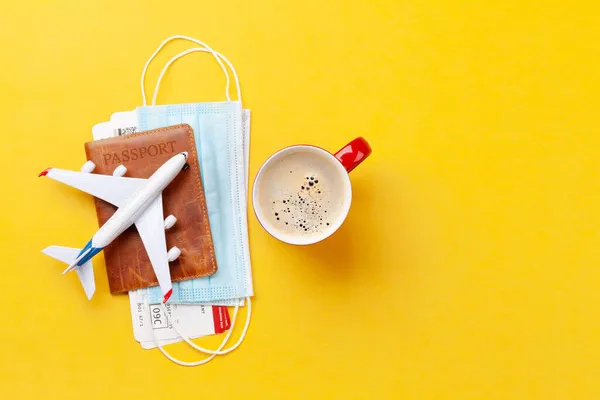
39, 152, 189, 303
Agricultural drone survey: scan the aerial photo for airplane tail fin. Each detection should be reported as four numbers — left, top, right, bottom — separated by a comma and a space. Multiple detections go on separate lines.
42, 246, 96, 300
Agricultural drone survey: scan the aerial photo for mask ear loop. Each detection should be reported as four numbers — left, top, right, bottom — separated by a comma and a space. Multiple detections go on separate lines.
152, 303, 244, 367
156, 298, 251, 365
150, 47, 242, 106
141, 35, 242, 106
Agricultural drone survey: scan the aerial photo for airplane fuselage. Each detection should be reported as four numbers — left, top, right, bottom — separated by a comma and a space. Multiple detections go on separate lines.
74, 152, 188, 268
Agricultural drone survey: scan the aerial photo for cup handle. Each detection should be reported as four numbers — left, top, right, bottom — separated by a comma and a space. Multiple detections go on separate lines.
334, 137, 372, 173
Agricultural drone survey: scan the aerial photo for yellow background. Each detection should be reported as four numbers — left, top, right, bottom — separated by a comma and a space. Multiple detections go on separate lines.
1, 1, 599, 398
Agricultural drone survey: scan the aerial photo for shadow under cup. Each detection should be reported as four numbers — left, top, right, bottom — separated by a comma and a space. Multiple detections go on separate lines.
253, 145, 352, 245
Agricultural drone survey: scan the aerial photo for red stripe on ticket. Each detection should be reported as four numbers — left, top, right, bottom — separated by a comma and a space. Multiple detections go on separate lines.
212, 306, 230, 334
223, 306, 231, 330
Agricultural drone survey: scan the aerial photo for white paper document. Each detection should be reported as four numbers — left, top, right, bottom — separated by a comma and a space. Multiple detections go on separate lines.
129, 290, 230, 349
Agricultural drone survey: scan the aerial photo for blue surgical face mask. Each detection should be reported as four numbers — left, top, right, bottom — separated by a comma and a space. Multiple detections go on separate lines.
127, 36, 254, 367
137, 102, 252, 304
135, 41, 253, 305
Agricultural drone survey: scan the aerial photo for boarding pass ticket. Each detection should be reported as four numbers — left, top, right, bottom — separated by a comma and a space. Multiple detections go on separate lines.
129, 290, 231, 349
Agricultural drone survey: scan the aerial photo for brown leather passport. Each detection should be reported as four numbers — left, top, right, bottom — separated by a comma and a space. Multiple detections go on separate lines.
83, 124, 217, 294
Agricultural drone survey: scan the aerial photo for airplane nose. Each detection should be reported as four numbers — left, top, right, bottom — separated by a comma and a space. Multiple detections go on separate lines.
181, 152, 188, 160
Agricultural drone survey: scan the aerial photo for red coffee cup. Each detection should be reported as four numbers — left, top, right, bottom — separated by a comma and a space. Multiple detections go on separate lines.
252, 138, 371, 245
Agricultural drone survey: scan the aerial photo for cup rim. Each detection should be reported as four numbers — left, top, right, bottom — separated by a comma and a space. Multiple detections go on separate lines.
252, 144, 352, 245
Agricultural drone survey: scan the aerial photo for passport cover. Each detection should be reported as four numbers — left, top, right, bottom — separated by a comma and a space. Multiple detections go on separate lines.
83, 124, 217, 294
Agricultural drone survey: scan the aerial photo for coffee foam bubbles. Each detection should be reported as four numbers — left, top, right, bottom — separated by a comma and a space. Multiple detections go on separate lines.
255, 148, 346, 239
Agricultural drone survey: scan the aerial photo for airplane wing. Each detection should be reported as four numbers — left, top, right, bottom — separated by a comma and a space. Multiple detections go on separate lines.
134, 194, 173, 303
39, 168, 146, 207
